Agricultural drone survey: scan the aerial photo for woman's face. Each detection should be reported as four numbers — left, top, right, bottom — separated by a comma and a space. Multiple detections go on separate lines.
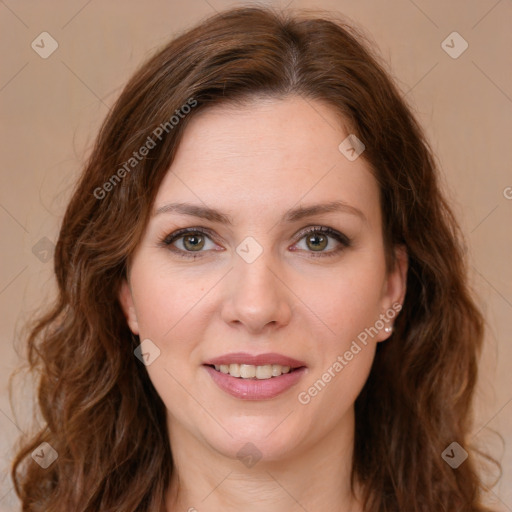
119, 96, 407, 462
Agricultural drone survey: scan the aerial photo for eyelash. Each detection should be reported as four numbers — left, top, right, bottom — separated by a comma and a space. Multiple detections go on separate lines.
159, 226, 351, 260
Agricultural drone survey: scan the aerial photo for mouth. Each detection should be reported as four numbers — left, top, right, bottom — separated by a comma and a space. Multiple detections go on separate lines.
204, 363, 305, 380
202, 352, 308, 400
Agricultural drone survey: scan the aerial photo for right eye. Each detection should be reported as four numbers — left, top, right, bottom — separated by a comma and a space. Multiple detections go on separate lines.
161, 227, 220, 258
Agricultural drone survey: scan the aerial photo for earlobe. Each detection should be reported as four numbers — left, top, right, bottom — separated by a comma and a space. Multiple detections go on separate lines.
118, 279, 140, 335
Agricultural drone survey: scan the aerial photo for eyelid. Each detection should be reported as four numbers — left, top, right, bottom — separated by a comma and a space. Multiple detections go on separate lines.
293, 225, 351, 246
161, 226, 216, 246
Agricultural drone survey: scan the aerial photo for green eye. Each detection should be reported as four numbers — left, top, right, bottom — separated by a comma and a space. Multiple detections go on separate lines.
293, 226, 351, 257
162, 228, 216, 258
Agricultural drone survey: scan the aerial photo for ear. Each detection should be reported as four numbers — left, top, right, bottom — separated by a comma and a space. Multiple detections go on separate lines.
118, 278, 140, 335
376, 245, 408, 342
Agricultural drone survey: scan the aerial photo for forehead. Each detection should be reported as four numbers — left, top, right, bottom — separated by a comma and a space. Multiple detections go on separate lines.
154, 96, 381, 227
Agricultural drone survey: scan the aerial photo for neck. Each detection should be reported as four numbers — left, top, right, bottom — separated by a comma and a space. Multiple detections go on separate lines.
164, 407, 363, 512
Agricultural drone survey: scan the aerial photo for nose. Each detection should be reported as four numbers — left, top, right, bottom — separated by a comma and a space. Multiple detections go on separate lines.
220, 249, 293, 334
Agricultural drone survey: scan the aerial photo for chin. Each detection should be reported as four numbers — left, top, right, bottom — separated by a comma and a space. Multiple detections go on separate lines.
206, 419, 303, 464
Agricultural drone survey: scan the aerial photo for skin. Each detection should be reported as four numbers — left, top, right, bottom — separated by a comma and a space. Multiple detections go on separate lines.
118, 95, 408, 512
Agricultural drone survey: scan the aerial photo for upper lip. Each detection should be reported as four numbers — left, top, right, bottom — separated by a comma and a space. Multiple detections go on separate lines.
203, 352, 307, 368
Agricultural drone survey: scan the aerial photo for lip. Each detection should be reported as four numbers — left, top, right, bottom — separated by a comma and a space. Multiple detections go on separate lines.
203, 365, 307, 400
203, 352, 307, 368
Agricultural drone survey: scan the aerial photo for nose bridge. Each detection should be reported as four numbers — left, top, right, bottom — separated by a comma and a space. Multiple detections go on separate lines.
222, 239, 292, 331
235, 250, 277, 294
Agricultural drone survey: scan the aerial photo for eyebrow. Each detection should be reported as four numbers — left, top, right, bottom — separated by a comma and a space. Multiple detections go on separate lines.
153, 199, 367, 224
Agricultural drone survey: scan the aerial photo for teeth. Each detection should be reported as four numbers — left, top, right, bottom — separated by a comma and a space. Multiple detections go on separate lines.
240, 364, 256, 378
273, 365, 289, 376
256, 364, 272, 379
212, 363, 293, 379
229, 363, 241, 377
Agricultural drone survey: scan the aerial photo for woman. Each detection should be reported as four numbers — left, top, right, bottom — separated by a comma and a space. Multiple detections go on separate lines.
10, 6, 498, 511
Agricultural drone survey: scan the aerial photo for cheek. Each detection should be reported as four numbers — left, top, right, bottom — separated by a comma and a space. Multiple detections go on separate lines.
129, 265, 213, 427
295, 268, 381, 417
293, 258, 387, 346
130, 259, 216, 341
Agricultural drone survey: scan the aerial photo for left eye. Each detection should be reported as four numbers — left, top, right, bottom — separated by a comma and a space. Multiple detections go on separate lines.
292, 226, 351, 256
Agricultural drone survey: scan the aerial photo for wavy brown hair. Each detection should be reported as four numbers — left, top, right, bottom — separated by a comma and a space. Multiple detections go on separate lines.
10, 6, 498, 511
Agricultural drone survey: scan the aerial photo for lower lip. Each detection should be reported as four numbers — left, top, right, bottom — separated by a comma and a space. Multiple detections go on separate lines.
203, 365, 307, 400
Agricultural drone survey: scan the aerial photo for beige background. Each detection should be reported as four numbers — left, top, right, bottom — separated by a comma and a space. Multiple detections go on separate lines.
1, 0, 511, 510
